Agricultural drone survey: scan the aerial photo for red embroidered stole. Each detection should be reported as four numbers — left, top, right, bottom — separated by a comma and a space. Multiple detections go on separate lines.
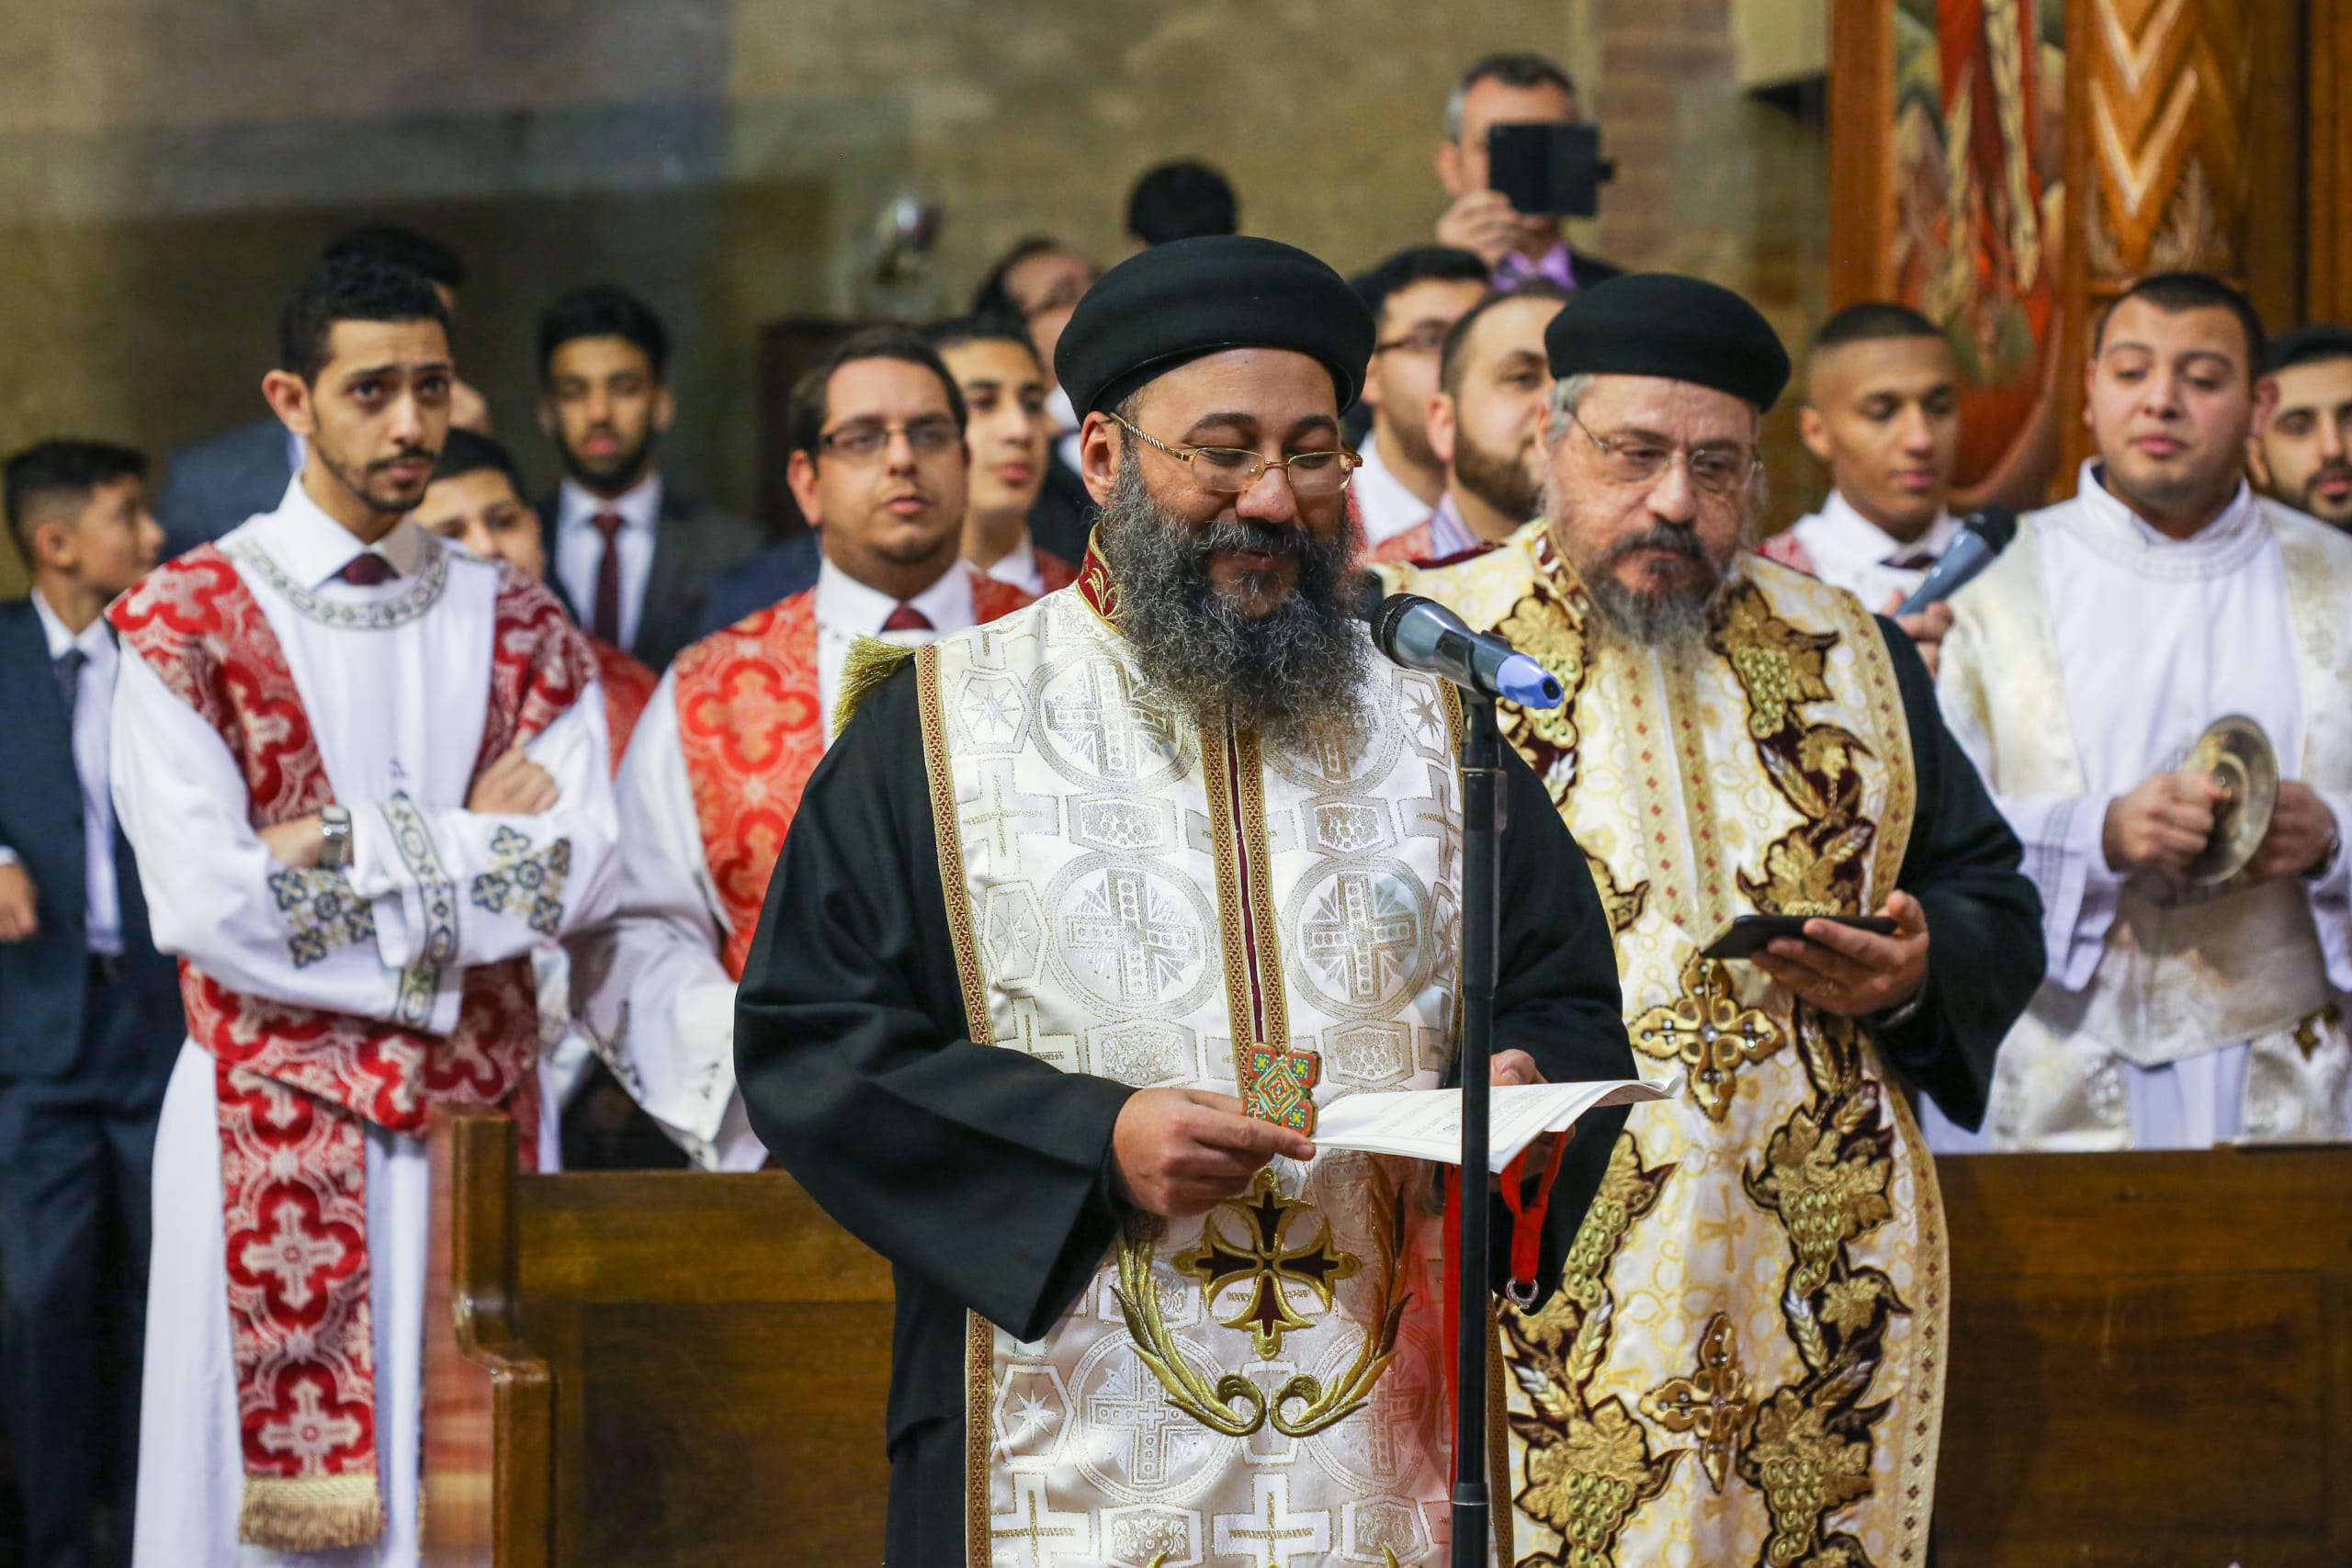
588, 634, 657, 769
673, 570, 1032, 979
109, 547, 594, 1551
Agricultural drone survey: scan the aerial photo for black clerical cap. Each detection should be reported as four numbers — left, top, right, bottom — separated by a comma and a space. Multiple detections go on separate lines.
1055, 235, 1376, 416
1544, 273, 1792, 412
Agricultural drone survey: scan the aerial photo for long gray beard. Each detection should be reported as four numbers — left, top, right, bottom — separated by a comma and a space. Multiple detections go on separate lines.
1576, 522, 1730, 650
1092, 450, 1373, 753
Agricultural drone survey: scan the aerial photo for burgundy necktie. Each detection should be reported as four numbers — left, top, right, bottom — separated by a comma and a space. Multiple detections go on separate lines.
591, 513, 627, 646
880, 604, 933, 633
1890, 551, 1939, 572
339, 553, 395, 587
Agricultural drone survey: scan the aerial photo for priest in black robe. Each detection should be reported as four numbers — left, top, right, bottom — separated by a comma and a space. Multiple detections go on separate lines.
736, 236, 1637, 1566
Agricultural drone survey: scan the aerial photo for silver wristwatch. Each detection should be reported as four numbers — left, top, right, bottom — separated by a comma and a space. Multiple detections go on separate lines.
319, 805, 354, 871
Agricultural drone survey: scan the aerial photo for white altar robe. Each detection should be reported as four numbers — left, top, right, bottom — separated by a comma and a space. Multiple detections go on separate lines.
572, 560, 969, 1170
1933, 463, 2352, 1150
113, 479, 621, 1566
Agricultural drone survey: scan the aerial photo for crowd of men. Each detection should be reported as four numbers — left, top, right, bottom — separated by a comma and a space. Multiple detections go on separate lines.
2, 40, 2350, 1568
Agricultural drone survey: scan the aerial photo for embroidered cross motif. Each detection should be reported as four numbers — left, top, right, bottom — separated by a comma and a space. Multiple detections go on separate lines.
1083, 1358, 1199, 1487
1176, 1168, 1358, 1359
990, 1474, 1091, 1568
1631, 950, 1781, 1122
960, 764, 1058, 874
1243, 1039, 1321, 1134
1640, 1311, 1756, 1493
239, 1202, 349, 1313
268, 864, 377, 968
256, 1379, 366, 1473
1300, 871, 1420, 1009
1063, 865, 1202, 1006
1045, 660, 1169, 780
1211, 1475, 1331, 1568
469, 825, 571, 936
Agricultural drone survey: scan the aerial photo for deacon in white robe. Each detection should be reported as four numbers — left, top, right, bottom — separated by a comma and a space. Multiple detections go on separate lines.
112, 479, 621, 1564
1937, 276, 2352, 1150
576, 559, 993, 1169
572, 338, 1032, 1169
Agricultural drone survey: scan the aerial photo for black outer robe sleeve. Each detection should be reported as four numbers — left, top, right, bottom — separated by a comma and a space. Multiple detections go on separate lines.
735, 662, 1634, 1561
1477, 732, 1640, 1302
1862, 616, 2046, 1131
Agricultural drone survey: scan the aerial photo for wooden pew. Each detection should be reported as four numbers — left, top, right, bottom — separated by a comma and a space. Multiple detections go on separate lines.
1936, 1147, 2352, 1566
424, 1106, 2352, 1565
421, 1106, 894, 1567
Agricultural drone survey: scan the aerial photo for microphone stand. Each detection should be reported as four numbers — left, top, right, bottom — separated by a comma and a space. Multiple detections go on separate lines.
1452, 691, 1502, 1568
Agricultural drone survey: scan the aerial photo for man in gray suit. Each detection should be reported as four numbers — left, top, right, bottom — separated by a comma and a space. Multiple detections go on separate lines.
535, 284, 764, 671
153, 223, 488, 558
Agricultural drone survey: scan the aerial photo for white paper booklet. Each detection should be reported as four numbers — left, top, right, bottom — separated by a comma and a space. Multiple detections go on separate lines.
1312, 1077, 1672, 1175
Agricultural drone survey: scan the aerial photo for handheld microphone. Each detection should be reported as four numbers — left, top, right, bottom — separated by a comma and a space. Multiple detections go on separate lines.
1352, 583, 1566, 709
1894, 506, 2019, 616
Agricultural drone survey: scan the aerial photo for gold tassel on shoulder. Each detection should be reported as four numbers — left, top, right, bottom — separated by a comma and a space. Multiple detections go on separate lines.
833, 635, 921, 739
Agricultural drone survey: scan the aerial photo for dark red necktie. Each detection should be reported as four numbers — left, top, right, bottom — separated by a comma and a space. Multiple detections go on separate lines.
881, 604, 933, 633
339, 553, 395, 587
1890, 551, 1939, 572
591, 513, 626, 646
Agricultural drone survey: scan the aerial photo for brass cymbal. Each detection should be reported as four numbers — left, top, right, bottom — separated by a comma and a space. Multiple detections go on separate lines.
2181, 714, 2278, 884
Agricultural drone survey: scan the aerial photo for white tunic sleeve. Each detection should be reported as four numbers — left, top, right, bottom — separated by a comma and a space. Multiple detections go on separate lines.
2300, 789, 2352, 993
111, 645, 437, 1023
567, 670, 766, 1171
1937, 660, 2120, 992
345, 683, 623, 976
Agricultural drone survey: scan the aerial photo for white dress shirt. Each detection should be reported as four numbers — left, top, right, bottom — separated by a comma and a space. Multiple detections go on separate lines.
553, 470, 663, 652
14, 589, 125, 954
813, 555, 978, 736
1779, 491, 1963, 610
1352, 432, 1438, 547
578, 557, 986, 1171
984, 534, 1048, 597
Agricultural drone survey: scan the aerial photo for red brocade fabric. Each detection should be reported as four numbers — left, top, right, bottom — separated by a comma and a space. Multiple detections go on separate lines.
673, 572, 1035, 980
588, 634, 657, 771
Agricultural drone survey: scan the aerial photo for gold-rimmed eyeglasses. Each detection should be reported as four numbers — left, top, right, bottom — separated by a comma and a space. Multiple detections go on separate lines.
1566, 406, 1758, 499
1111, 412, 1361, 497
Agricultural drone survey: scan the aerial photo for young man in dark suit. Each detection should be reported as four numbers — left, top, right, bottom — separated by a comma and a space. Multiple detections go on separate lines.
153, 224, 487, 559
534, 285, 766, 670
0, 441, 182, 1567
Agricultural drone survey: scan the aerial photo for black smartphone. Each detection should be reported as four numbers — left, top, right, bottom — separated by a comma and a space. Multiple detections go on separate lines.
1700, 914, 1901, 962
1487, 121, 1613, 218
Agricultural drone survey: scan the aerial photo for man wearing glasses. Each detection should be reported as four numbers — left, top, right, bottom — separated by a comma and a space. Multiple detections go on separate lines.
572, 329, 1032, 1168
1348, 245, 1491, 547
733, 236, 1634, 1566
1391, 273, 2041, 1565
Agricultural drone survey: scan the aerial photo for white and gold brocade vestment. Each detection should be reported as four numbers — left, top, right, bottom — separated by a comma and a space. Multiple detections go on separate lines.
1399, 524, 1949, 1567
918, 564, 1480, 1566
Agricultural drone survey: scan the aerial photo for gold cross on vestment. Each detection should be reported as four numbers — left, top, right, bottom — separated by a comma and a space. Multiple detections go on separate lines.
1631, 951, 1781, 1122
1176, 1168, 1359, 1359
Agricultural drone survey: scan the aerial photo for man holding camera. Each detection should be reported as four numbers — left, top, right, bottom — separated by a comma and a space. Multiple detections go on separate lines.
1434, 52, 1622, 293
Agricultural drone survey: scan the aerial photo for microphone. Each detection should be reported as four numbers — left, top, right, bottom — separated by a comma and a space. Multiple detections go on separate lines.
1894, 506, 2019, 616
1352, 582, 1566, 709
